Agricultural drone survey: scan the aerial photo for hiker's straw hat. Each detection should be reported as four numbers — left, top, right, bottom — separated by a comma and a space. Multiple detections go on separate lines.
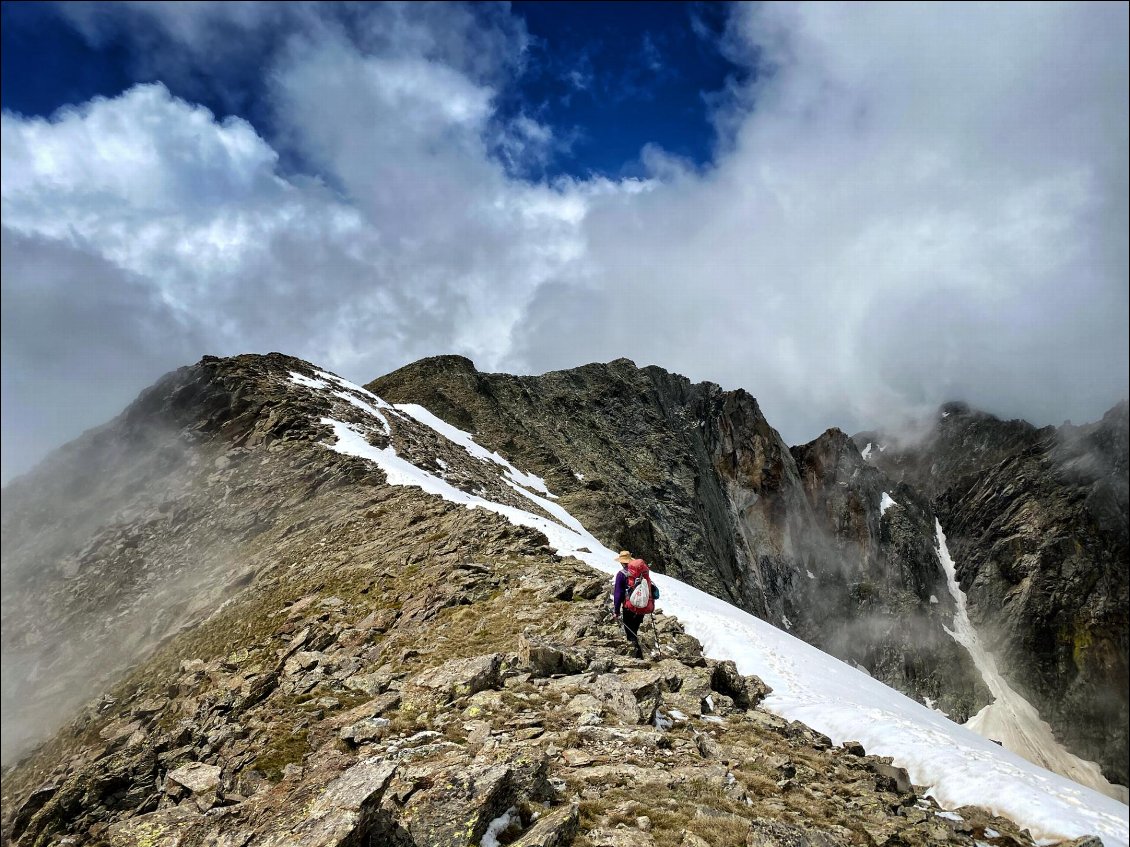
616, 550, 632, 564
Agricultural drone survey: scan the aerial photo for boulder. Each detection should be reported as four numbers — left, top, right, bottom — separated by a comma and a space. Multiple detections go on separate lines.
709, 660, 772, 710
870, 761, 913, 795
615, 669, 666, 722
9, 782, 58, 840
746, 818, 851, 846
588, 828, 656, 846
339, 718, 390, 745
406, 653, 503, 704
283, 650, 325, 676
566, 693, 603, 716
166, 762, 222, 811
694, 732, 723, 759
511, 803, 579, 847
580, 764, 674, 788
574, 578, 608, 600
343, 671, 394, 697
108, 806, 204, 846
399, 760, 515, 846
590, 673, 656, 725
264, 757, 399, 847
519, 633, 588, 677
231, 671, 278, 711
356, 607, 399, 632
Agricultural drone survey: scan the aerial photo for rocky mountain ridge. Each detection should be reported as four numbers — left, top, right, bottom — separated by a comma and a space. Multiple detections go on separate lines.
0, 352, 1066, 847
0, 505, 1058, 847
0, 352, 1125, 846
369, 357, 1127, 794
368, 358, 990, 726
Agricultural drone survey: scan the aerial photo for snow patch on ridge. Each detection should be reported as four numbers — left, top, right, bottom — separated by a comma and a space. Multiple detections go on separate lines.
880, 492, 898, 515
332, 391, 392, 434
934, 521, 1127, 805
321, 418, 572, 548
289, 371, 328, 390
290, 370, 397, 434
394, 403, 554, 496
861, 442, 873, 460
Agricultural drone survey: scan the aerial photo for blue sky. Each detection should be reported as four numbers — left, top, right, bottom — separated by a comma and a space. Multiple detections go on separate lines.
1, 2, 1127, 482
2, 1, 748, 179
501, 1, 749, 177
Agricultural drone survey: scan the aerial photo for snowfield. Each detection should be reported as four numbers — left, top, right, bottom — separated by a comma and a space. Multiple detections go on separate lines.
294, 372, 1130, 847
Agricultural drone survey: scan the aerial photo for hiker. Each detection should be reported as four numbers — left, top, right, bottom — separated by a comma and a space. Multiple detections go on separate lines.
612, 550, 655, 659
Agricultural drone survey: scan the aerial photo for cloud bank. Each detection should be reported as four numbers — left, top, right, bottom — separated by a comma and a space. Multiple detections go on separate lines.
3, 2, 1127, 481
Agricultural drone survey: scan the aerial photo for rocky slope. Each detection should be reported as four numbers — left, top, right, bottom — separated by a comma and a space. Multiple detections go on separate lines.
854, 402, 1129, 788
0, 521, 1053, 847
0, 352, 1072, 846
369, 358, 988, 722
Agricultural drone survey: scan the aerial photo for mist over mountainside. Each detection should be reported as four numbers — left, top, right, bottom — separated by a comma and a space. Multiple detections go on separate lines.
851, 402, 1130, 788
0, 352, 1126, 846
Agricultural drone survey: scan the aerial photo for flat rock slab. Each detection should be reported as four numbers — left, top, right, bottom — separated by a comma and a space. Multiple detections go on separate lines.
587, 828, 656, 847
408, 653, 503, 703
511, 804, 580, 847
167, 762, 221, 797
262, 757, 398, 847
108, 806, 203, 847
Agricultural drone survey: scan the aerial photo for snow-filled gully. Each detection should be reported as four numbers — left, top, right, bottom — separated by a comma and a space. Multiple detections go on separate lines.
291, 371, 1130, 847
934, 522, 1126, 804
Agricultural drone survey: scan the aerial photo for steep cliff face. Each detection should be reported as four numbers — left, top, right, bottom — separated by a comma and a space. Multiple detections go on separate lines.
789, 430, 989, 720
856, 402, 1129, 787
2, 352, 1054, 847
368, 358, 987, 719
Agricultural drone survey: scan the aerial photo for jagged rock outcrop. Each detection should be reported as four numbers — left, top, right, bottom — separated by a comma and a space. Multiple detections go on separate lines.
855, 401, 1129, 787
368, 357, 987, 718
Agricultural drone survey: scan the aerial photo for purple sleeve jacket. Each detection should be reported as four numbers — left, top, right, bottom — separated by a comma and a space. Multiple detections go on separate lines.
613, 569, 628, 616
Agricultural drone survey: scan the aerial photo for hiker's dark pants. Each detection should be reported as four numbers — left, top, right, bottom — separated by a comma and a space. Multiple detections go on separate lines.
622, 610, 645, 657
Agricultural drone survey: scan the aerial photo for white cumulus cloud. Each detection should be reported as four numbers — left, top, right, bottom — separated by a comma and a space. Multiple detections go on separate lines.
2, 1, 1126, 482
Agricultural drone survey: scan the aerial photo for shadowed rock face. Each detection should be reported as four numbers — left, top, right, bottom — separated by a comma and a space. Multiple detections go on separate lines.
368, 357, 988, 720
856, 402, 1129, 787
371, 355, 755, 604
789, 429, 990, 719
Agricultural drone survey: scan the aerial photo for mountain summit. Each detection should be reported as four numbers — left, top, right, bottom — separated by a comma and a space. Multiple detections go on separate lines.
1, 353, 1125, 846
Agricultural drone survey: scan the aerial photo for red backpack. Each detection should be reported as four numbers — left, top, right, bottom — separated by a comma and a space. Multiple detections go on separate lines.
624, 559, 655, 614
